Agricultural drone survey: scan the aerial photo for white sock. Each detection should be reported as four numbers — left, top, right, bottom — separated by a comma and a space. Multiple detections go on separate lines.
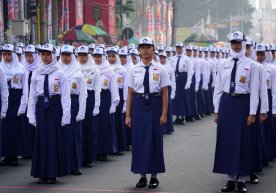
238, 176, 246, 183
227, 175, 235, 181
141, 174, 146, 178
151, 173, 157, 179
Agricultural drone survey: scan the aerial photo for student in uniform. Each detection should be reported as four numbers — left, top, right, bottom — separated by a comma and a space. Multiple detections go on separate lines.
20, 45, 40, 158
57, 45, 87, 175
159, 52, 175, 134
93, 48, 119, 161
15, 47, 24, 63
129, 49, 140, 65
77, 45, 100, 167
1, 44, 28, 166
213, 32, 260, 193
107, 47, 128, 154
27, 44, 71, 184
125, 37, 170, 189
0, 66, 9, 159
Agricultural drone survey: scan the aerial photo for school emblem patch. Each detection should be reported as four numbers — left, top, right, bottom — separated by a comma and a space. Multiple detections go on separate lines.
153, 73, 159, 81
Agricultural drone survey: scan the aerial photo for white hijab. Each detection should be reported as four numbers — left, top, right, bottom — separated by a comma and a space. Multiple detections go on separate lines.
57, 53, 82, 80
22, 52, 40, 72
78, 54, 98, 78
95, 55, 112, 74
2, 52, 25, 80
230, 41, 246, 59
36, 53, 59, 75
108, 52, 125, 73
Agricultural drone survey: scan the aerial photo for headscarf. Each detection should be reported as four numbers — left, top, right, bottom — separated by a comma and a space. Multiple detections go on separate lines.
1, 52, 25, 80
22, 52, 40, 72
95, 54, 112, 74
78, 54, 98, 78
230, 41, 246, 59
57, 53, 82, 80
36, 53, 59, 75
108, 52, 125, 73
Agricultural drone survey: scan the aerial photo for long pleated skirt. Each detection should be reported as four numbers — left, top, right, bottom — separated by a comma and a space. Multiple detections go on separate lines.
213, 93, 251, 176
21, 112, 35, 156
188, 75, 197, 117
162, 86, 174, 134
97, 89, 118, 154
131, 95, 165, 174
31, 95, 69, 178
82, 90, 98, 164
0, 99, 2, 157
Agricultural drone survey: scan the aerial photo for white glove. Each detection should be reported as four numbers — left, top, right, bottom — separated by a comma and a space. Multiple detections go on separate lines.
170, 93, 175, 100
109, 105, 116, 114
30, 121, 37, 127
203, 86, 208, 91
17, 110, 25, 116
195, 88, 199, 92
1, 112, 6, 119
61, 122, 66, 127
185, 84, 190, 90
93, 106, 100, 116
76, 115, 84, 122
122, 102, 126, 113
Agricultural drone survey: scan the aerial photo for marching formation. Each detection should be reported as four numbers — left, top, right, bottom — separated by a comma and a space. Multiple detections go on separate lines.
0, 30, 275, 192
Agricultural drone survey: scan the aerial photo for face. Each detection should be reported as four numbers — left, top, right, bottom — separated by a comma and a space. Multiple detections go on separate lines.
198, 51, 202, 58
77, 53, 88, 64
25, 52, 34, 64
41, 51, 52, 64
172, 51, 176, 56
153, 54, 157, 62
245, 45, 251, 57
131, 54, 137, 64
119, 55, 127, 65
204, 51, 208, 57
193, 50, 197, 57
210, 51, 215, 57
159, 56, 166, 64
231, 41, 242, 53
3, 51, 13, 63
93, 54, 102, 64
186, 50, 192, 57
256, 51, 265, 63
17, 54, 22, 61
271, 51, 275, 59
166, 51, 171, 57
176, 47, 182, 55
108, 52, 116, 64
216, 52, 220, 58
61, 53, 72, 64
138, 45, 154, 60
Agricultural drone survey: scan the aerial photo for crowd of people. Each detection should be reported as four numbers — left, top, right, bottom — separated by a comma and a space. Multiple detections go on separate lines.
0, 31, 275, 192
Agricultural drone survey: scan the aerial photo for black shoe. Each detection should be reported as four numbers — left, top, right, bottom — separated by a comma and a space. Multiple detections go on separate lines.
37, 178, 48, 184
97, 154, 108, 161
136, 177, 147, 188
148, 178, 159, 189
179, 118, 185, 125
221, 181, 236, 192
47, 178, 59, 184
173, 118, 180, 124
0, 158, 12, 166
22, 155, 32, 160
115, 152, 124, 156
250, 174, 259, 184
237, 182, 247, 193
186, 117, 195, 122
83, 162, 94, 168
200, 114, 205, 117
70, 170, 82, 175
194, 115, 201, 120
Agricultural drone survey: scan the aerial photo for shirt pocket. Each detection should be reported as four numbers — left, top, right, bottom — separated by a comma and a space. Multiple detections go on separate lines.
238, 68, 250, 87
50, 78, 61, 95
133, 73, 143, 86
11, 74, 22, 88
71, 79, 79, 94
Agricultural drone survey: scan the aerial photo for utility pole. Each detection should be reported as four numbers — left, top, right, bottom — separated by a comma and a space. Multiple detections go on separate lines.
19, 0, 25, 43
40, 0, 47, 44
52, 0, 58, 42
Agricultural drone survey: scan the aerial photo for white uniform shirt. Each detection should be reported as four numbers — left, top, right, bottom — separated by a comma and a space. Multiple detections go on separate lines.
171, 55, 194, 88
258, 63, 269, 114
127, 60, 170, 93
271, 66, 276, 114
213, 56, 260, 115
27, 69, 71, 124
163, 63, 176, 98
262, 62, 274, 90
0, 66, 9, 113
198, 58, 209, 90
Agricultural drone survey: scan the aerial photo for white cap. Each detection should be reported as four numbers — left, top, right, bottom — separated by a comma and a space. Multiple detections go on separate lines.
108, 47, 119, 53
157, 45, 165, 51
128, 44, 136, 50
3, 44, 15, 52
175, 42, 184, 47
15, 47, 23, 54
16, 42, 25, 48
215, 48, 220, 52
198, 47, 203, 52
40, 44, 56, 53
25, 45, 36, 53
61, 45, 74, 54
192, 45, 198, 50
185, 45, 193, 50
93, 47, 104, 55
255, 44, 266, 52
203, 47, 209, 52
159, 52, 167, 57
118, 48, 128, 56
165, 47, 172, 52
171, 47, 176, 52
76, 45, 89, 54
245, 37, 253, 46
268, 44, 276, 51
154, 50, 159, 55
88, 44, 96, 49
229, 31, 246, 42
97, 44, 105, 49
129, 49, 139, 56
138, 37, 154, 46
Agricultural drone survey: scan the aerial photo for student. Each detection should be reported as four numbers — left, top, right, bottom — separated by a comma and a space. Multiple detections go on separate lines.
20, 45, 40, 158
107, 47, 128, 154
93, 48, 119, 161
1, 44, 28, 166
27, 44, 71, 184
15, 47, 24, 63
77, 45, 101, 167
159, 52, 175, 134
125, 37, 170, 189
57, 45, 87, 175
0, 66, 9, 158
129, 49, 140, 65
213, 32, 259, 193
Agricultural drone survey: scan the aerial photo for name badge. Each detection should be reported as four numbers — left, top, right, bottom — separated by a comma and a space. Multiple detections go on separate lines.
13, 76, 19, 84
104, 79, 109, 87
239, 76, 246, 83
87, 78, 93, 84
267, 80, 270, 86
117, 77, 122, 83
153, 73, 159, 81
54, 84, 59, 93
72, 82, 78, 89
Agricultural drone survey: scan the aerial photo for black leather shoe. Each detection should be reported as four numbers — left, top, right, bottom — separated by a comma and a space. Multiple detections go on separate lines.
173, 118, 180, 124
250, 174, 259, 184
97, 154, 108, 161
148, 178, 159, 189
83, 162, 94, 168
47, 178, 59, 184
136, 177, 147, 188
237, 182, 247, 193
37, 178, 48, 184
221, 181, 236, 192
70, 170, 82, 175
194, 115, 201, 120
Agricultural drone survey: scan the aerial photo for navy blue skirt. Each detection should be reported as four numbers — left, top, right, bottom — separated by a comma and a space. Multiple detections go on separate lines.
82, 90, 98, 164
114, 89, 127, 152
21, 112, 35, 156
208, 75, 214, 113
188, 75, 197, 116
31, 95, 69, 178
196, 76, 205, 115
162, 86, 174, 134
172, 72, 189, 116
65, 95, 82, 171
213, 93, 251, 176
0, 99, 2, 157
131, 95, 165, 174
1, 89, 24, 157
97, 89, 118, 154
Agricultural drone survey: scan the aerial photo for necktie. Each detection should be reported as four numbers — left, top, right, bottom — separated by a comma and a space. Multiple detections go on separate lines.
175, 56, 181, 78
229, 58, 239, 94
43, 74, 50, 109
143, 65, 150, 99
7, 80, 11, 89
28, 71, 33, 93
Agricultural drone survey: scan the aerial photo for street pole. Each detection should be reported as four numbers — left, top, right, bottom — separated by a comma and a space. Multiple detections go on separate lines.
40, 0, 47, 44
19, 0, 24, 43
52, 0, 58, 43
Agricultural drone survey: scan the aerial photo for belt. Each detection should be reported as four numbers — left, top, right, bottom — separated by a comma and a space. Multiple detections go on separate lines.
70, 94, 79, 98
133, 92, 160, 98
225, 93, 249, 97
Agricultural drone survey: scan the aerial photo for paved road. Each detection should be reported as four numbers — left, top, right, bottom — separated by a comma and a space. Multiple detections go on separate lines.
0, 116, 276, 193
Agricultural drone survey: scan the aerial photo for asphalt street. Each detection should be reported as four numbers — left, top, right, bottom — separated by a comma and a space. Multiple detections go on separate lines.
0, 116, 276, 193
